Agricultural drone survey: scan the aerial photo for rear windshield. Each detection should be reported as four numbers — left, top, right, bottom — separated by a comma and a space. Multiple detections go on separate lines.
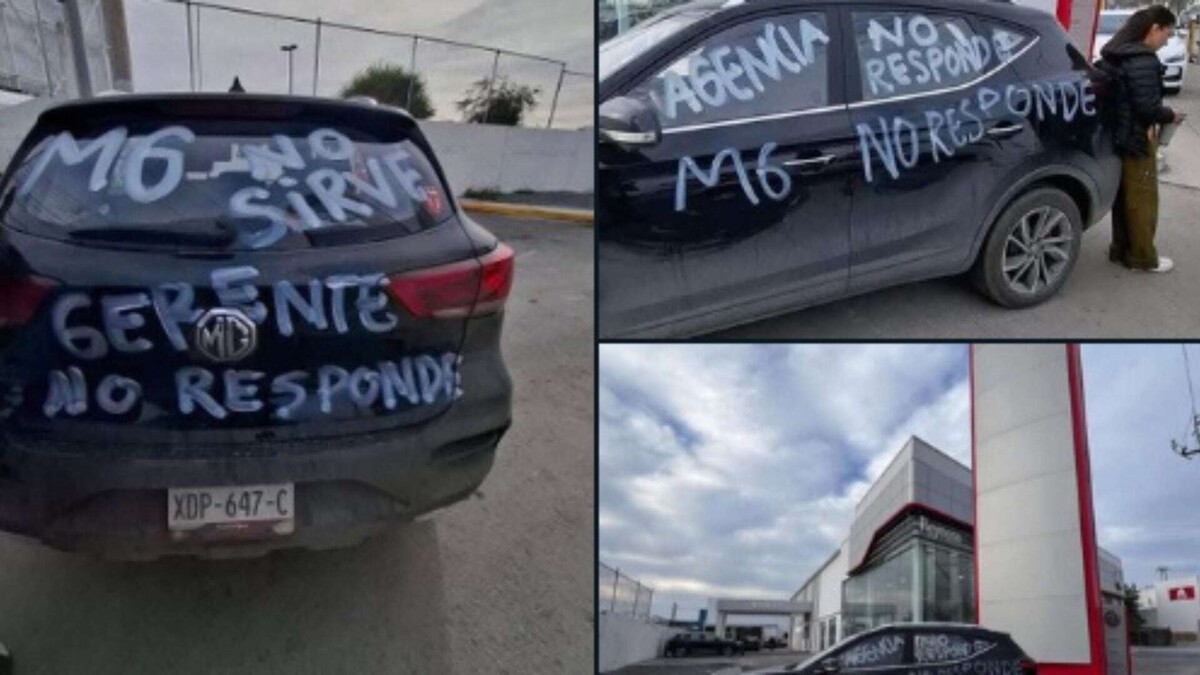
1, 117, 451, 251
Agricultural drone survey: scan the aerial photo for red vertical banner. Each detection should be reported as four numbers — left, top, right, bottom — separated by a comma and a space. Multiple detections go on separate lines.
1065, 344, 1107, 675
1057, 0, 1073, 28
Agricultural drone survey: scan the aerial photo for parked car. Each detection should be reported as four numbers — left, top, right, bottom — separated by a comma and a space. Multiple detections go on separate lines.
745, 623, 1038, 674
1093, 9, 1188, 93
0, 93, 514, 559
599, 0, 1120, 338
764, 636, 783, 649
664, 632, 744, 657
742, 636, 763, 652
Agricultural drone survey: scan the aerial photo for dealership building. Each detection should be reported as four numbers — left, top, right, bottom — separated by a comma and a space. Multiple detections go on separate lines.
1139, 577, 1200, 637
792, 435, 1124, 656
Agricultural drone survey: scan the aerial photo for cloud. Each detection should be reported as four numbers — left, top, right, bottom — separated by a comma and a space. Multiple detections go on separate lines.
1082, 344, 1200, 587
599, 344, 968, 619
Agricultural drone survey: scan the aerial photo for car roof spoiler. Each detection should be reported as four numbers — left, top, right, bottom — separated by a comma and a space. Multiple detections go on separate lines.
32, 93, 418, 137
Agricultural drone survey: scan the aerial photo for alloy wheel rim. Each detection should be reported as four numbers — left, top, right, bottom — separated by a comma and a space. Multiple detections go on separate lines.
1002, 205, 1072, 295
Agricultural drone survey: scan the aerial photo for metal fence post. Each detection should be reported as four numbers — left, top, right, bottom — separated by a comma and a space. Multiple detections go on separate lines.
63, 0, 92, 96
184, 0, 194, 91
646, 589, 654, 618
546, 64, 566, 128
610, 567, 620, 613
482, 48, 499, 124
406, 35, 418, 110
195, 4, 203, 89
312, 17, 321, 96
632, 580, 641, 617
31, 0, 54, 95
0, 4, 16, 86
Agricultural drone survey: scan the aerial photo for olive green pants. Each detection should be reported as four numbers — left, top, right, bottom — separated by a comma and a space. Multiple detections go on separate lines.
1110, 137, 1160, 270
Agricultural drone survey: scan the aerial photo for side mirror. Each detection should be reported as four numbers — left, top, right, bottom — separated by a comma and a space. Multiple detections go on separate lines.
599, 96, 662, 148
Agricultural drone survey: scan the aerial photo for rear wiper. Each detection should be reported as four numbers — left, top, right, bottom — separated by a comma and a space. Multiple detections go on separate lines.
66, 226, 238, 249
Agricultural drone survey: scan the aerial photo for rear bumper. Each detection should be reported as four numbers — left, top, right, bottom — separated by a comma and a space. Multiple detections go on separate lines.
0, 319, 511, 560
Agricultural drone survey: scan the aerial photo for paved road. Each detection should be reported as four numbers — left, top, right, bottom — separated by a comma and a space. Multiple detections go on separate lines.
0, 214, 594, 674
1134, 646, 1200, 675
611, 651, 809, 675
712, 70, 1200, 340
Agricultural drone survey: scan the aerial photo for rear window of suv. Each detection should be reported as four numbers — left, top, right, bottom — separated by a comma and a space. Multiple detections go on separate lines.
1, 116, 451, 251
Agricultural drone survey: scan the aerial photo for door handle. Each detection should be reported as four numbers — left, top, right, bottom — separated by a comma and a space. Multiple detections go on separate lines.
784, 154, 837, 170
985, 122, 1023, 139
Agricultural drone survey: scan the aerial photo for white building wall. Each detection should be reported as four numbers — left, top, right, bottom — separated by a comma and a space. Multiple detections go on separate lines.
973, 343, 1096, 666
1149, 577, 1200, 634
598, 613, 679, 673
0, 102, 594, 195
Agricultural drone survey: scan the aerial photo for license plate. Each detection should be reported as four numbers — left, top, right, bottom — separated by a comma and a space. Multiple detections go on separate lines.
167, 483, 294, 534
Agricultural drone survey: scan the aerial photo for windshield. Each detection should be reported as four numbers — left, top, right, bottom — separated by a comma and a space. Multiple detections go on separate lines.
3, 118, 451, 251
599, 9, 710, 80
1097, 13, 1128, 35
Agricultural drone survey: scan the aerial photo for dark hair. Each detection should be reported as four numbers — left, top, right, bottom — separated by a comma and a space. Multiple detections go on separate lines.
1106, 5, 1177, 51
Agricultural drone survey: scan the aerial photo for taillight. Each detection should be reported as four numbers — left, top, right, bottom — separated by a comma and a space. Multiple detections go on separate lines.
385, 243, 514, 319
0, 276, 55, 328
1018, 658, 1038, 675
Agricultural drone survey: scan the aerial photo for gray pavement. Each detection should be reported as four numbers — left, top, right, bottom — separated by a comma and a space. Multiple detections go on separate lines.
713, 70, 1200, 340
1134, 646, 1200, 675
0, 214, 594, 674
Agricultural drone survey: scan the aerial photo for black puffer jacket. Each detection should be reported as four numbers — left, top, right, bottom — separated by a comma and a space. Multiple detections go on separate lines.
1100, 41, 1175, 158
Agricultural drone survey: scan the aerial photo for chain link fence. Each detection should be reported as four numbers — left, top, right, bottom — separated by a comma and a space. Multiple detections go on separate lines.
129, 0, 592, 129
0, 0, 591, 129
600, 562, 655, 619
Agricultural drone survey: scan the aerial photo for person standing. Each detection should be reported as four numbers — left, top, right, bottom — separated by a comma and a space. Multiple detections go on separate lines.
1100, 5, 1185, 273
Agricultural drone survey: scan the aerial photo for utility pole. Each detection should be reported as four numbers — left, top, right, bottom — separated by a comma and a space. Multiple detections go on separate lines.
62, 0, 92, 96
280, 43, 297, 95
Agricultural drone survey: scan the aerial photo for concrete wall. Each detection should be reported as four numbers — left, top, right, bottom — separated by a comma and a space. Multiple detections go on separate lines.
973, 344, 1100, 671
598, 613, 678, 673
421, 120, 593, 194
0, 100, 593, 195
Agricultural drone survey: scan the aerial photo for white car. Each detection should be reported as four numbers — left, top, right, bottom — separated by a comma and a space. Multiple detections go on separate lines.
1094, 9, 1189, 93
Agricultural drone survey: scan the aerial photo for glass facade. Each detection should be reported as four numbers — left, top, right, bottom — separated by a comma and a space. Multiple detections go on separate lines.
598, 0, 692, 42
841, 517, 975, 637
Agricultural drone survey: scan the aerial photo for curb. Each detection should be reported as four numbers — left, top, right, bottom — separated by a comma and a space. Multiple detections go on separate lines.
459, 198, 594, 225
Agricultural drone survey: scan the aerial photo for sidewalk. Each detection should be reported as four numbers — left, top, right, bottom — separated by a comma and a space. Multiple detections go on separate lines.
459, 190, 594, 224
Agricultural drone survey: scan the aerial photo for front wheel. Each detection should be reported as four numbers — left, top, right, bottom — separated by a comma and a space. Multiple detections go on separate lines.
972, 187, 1082, 308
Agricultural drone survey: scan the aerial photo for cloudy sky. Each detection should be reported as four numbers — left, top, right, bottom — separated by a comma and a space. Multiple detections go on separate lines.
599, 344, 1200, 621
122, 0, 592, 127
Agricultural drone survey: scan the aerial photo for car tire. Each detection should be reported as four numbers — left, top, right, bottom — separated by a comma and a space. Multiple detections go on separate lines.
972, 186, 1082, 308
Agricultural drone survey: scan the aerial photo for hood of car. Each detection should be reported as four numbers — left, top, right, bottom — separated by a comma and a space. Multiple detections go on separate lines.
1093, 33, 1187, 63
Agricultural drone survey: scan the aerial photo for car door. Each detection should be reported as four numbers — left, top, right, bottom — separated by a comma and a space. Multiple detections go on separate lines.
819, 630, 909, 675
842, 5, 1038, 292
909, 628, 1007, 670
598, 6, 860, 338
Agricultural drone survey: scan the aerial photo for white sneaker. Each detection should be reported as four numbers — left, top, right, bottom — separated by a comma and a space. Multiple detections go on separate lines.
1147, 256, 1175, 273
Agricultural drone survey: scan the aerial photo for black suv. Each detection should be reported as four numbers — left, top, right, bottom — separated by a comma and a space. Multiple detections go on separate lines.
664, 632, 745, 657
599, 0, 1120, 338
747, 623, 1038, 674
0, 94, 513, 559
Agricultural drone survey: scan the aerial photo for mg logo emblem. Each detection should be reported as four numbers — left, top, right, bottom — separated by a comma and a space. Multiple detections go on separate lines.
193, 308, 257, 363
